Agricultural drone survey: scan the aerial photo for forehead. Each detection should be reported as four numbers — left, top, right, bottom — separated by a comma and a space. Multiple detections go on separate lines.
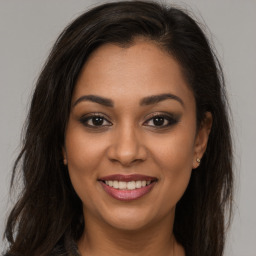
73, 40, 194, 108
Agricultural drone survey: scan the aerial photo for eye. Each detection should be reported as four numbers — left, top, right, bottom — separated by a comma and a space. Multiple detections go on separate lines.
79, 113, 112, 128
144, 113, 179, 128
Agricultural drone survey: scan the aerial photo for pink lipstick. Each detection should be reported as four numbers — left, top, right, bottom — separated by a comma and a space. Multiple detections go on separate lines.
98, 174, 157, 201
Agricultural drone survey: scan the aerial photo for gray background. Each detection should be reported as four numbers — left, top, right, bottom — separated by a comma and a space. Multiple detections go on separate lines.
0, 0, 255, 255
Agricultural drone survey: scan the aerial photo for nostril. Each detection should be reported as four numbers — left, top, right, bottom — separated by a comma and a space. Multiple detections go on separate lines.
106, 141, 147, 166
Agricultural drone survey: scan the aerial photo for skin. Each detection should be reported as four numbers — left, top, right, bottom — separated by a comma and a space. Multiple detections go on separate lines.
63, 39, 212, 256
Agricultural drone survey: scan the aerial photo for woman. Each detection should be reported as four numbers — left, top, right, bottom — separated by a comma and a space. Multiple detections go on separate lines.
3, 1, 233, 255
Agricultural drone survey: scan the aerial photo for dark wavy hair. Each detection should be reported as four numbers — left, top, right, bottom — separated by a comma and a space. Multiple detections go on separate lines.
3, 1, 233, 255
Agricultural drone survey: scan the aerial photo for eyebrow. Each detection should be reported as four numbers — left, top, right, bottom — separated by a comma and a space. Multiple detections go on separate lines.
72, 93, 184, 108
140, 93, 184, 107
73, 95, 114, 107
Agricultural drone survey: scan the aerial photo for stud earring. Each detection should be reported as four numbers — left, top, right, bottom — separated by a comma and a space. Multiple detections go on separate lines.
196, 158, 201, 165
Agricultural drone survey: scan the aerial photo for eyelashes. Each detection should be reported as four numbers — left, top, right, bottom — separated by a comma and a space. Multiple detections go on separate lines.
143, 112, 179, 128
80, 113, 112, 128
79, 112, 180, 130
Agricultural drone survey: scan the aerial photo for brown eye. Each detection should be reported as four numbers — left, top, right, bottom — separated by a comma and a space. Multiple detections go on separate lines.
144, 114, 179, 128
91, 116, 104, 126
152, 116, 165, 126
79, 114, 112, 128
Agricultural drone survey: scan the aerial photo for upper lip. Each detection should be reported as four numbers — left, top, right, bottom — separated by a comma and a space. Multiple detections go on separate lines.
98, 174, 157, 182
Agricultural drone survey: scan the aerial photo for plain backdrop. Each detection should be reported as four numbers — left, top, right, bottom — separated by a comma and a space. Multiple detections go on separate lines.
0, 0, 255, 255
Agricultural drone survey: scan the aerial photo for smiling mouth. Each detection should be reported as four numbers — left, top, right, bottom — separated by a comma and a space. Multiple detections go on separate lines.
101, 180, 154, 190
98, 174, 158, 201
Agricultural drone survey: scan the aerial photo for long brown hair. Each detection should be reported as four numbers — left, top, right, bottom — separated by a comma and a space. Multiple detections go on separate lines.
3, 1, 233, 255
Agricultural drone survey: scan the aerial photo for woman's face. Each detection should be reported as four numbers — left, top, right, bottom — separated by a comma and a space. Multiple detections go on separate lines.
64, 40, 210, 231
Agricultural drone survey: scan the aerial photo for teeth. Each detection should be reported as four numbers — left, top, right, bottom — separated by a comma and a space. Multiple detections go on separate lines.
135, 180, 141, 188
119, 181, 126, 190
104, 180, 152, 190
113, 180, 119, 189
127, 181, 136, 190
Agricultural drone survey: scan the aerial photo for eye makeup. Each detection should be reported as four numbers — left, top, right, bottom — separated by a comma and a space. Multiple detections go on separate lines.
78, 111, 181, 131
79, 112, 112, 129
143, 112, 180, 129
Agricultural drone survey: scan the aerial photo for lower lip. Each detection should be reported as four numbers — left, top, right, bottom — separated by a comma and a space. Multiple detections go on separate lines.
100, 181, 156, 201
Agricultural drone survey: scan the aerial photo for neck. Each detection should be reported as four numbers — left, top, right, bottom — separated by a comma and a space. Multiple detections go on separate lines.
78, 210, 185, 256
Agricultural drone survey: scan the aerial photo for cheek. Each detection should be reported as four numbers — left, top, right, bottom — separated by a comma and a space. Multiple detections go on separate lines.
150, 129, 195, 172
64, 125, 107, 200
65, 126, 106, 173
148, 127, 195, 204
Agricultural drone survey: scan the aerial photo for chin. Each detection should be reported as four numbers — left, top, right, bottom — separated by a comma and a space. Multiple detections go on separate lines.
99, 205, 170, 232
107, 217, 152, 232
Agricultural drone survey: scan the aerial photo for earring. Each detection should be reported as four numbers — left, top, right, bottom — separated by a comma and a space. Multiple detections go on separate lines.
196, 158, 201, 165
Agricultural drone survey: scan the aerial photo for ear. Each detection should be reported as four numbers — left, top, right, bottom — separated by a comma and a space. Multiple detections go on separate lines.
192, 112, 212, 169
62, 146, 68, 165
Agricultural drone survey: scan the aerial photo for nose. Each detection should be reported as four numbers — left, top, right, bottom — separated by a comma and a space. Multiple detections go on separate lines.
107, 125, 147, 166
